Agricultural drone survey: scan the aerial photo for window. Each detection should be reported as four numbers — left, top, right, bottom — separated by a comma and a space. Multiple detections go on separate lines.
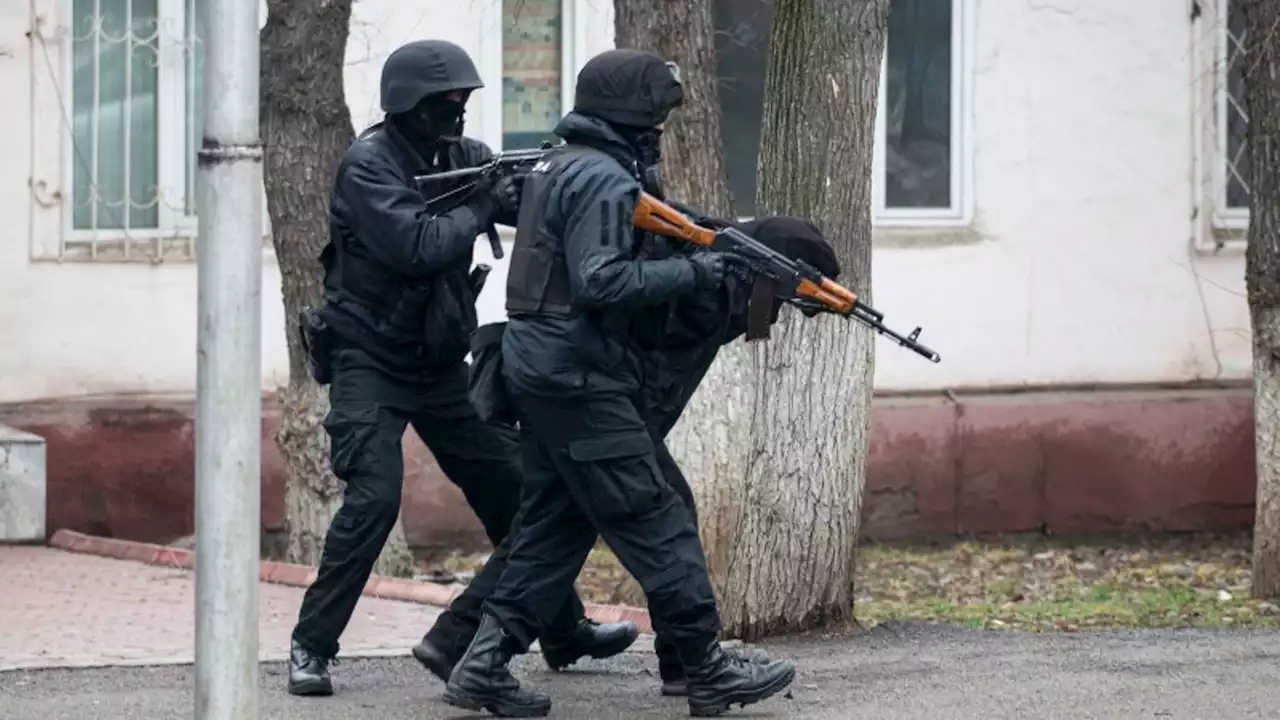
66, 0, 205, 257
501, 0, 564, 150
1222, 0, 1249, 214
713, 0, 967, 223
1194, 0, 1249, 247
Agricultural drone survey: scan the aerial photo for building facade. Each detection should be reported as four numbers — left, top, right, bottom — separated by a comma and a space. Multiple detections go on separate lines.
0, 0, 1258, 549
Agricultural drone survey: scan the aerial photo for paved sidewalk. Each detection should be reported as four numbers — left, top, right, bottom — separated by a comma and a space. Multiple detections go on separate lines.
0, 546, 443, 671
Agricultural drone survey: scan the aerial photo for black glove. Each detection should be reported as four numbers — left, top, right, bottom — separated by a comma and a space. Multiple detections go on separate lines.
688, 252, 728, 290
468, 172, 525, 222
491, 173, 524, 213
725, 255, 754, 284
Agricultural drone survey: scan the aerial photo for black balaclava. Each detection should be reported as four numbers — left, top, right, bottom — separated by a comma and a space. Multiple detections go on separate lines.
615, 124, 664, 167
392, 90, 470, 153
572, 49, 683, 172
732, 216, 843, 324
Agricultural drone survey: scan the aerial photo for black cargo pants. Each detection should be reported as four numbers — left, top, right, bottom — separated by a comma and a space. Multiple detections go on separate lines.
291, 348, 585, 658
448, 430, 689, 651
481, 391, 720, 660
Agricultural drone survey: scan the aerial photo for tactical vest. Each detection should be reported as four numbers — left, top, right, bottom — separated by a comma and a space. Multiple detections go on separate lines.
505, 145, 602, 316
321, 132, 479, 366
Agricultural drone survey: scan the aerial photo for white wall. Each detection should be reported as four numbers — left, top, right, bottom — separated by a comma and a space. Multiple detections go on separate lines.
868, 0, 1250, 391
0, 0, 1252, 405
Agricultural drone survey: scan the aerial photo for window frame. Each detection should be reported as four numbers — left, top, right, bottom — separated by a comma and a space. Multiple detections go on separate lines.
871, 0, 975, 228
1192, 0, 1250, 251
59, 0, 198, 254
1211, 0, 1249, 229
478, 0, 581, 154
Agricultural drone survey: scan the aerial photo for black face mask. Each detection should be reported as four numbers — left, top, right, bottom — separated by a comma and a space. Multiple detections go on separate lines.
642, 165, 665, 199
631, 127, 663, 167
610, 124, 664, 170
394, 93, 467, 150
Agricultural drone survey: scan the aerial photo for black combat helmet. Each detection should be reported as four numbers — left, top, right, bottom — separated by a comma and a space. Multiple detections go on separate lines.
573, 49, 684, 128
380, 39, 484, 114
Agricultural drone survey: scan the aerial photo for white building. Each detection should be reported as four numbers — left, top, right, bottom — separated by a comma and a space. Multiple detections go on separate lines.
0, 0, 1259, 545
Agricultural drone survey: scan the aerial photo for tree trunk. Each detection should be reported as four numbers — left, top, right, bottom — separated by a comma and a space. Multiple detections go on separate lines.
260, 0, 413, 578
613, 0, 734, 218
717, 0, 889, 640
612, 0, 745, 606
1242, 0, 1280, 600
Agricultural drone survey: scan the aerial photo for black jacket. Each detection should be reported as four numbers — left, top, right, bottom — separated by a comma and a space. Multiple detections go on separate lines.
501, 112, 706, 398
318, 120, 514, 374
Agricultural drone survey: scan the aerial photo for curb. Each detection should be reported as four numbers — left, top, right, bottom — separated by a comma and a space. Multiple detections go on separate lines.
47, 529, 653, 633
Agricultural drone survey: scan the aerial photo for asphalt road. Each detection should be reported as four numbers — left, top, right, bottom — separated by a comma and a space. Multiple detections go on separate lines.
2, 623, 1278, 719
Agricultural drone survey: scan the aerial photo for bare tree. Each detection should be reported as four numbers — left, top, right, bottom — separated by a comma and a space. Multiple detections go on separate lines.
611, 0, 744, 606
613, 0, 734, 218
259, 0, 413, 576
612, 0, 889, 637
716, 0, 890, 639
1242, 0, 1280, 599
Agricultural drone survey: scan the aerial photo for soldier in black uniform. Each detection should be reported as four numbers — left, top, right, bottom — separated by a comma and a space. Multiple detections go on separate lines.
420, 215, 839, 698
438, 49, 799, 718
286, 39, 637, 697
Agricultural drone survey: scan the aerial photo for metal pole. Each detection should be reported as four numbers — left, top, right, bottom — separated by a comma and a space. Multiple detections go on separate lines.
194, 0, 263, 715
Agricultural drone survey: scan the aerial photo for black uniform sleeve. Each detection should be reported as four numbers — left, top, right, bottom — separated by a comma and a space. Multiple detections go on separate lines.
560, 163, 700, 310
338, 151, 483, 278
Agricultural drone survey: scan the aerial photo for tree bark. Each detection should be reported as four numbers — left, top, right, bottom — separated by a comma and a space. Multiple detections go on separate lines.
613, 0, 735, 218
612, 0, 746, 606
717, 0, 889, 640
260, 0, 413, 577
1242, 0, 1280, 600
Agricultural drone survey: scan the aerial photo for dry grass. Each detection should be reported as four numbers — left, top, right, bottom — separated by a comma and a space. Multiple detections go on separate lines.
417, 532, 1280, 631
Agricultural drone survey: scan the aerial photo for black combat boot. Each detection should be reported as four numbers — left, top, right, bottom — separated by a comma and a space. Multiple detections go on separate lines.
287, 639, 334, 696
683, 640, 795, 717
540, 617, 640, 671
442, 614, 552, 717
660, 644, 774, 697
414, 612, 478, 682
659, 645, 687, 696
412, 634, 462, 683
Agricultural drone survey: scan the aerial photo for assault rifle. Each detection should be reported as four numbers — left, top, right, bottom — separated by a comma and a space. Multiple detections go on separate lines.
414, 141, 556, 260
416, 145, 941, 363
634, 193, 941, 363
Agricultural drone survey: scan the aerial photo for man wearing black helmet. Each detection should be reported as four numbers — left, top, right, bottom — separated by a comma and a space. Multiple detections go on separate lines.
439, 48, 797, 718
286, 39, 637, 697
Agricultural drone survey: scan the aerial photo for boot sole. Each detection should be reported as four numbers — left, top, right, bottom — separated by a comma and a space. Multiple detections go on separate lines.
287, 677, 333, 697
411, 643, 454, 683
442, 688, 551, 718
543, 627, 641, 671
687, 665, 796, 717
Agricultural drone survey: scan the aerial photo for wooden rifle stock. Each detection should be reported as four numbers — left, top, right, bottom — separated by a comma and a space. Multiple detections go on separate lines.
632, 191, 718, 248
632, 191, 857, 315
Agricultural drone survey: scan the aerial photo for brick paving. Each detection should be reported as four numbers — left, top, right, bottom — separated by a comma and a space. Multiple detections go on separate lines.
0, 546, 442, 671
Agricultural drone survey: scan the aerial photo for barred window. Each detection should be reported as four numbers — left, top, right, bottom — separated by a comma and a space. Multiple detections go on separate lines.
1194, 0, 1250, 247
68, 0, 204, 253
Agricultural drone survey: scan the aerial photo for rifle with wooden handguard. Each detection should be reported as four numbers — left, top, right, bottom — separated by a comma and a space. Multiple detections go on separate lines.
416, 146, 941, 363
633, 192, 942, 363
